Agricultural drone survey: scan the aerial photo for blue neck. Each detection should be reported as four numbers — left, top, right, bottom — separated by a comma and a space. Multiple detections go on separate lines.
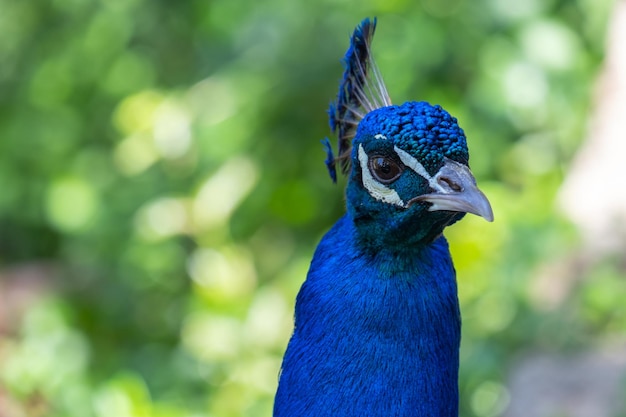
274, 215, 461, 417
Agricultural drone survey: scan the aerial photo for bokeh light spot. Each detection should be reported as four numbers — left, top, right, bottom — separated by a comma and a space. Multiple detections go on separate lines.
113, 133, 158, 176
93, 373, 151, 417
153, 101, 192, 159
503, 61, 548, 108
188, 77, 238, 126
113, 90, 164, 136
46, 177, 98, 232
489, 0, 543, 21
187, 247, 257, 301
192, 157, 259, 231
135, 197, 188, 241
243, 288, 290, 350
520, 20, 579, 71
182, 313, 241, 362
474, 290, 517, 334
471, 380, 510, 417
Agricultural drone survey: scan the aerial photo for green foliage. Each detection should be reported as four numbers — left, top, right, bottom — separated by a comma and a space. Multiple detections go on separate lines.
0, 0, 619, 416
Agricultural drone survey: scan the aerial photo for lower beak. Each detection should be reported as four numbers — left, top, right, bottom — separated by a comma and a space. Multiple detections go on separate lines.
410, 159, 494, 222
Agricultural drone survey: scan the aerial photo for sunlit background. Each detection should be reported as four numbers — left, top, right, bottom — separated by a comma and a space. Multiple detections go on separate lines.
1, 0, 624, 416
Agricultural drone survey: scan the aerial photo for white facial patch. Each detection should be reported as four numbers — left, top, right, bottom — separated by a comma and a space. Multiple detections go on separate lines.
358, 140, 465, 208
358, 144, 407, 207
395, 146, 473, 200
394, 146, 452, 194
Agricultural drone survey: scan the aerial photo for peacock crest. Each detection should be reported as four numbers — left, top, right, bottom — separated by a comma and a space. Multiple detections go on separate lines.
325, 18, 392, 182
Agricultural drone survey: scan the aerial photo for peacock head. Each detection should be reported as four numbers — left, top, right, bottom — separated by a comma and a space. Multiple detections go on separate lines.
346, 101, 492, 249
325, 18, 492, 250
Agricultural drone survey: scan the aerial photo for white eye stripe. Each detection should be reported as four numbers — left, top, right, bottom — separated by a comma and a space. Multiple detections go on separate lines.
358, 142, 456, 207
393, 146, 445, 192
358, 145, 406, 207
374, 134, 388, 140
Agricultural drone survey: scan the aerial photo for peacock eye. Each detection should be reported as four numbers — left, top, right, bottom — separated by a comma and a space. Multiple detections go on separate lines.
368, 155, 403, 183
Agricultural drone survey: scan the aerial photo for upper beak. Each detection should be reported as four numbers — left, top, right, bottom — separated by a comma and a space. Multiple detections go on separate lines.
411, 159, 494, 222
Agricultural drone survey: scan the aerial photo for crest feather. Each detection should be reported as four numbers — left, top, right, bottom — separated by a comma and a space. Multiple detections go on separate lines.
325, 18, 392, 182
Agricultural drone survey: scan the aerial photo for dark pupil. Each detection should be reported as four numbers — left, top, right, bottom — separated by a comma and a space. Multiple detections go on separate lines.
370, 156, 401, 182
377, 158, 391, 174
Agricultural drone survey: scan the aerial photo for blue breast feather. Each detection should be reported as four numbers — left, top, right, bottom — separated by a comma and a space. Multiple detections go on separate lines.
274, 215, 461, 416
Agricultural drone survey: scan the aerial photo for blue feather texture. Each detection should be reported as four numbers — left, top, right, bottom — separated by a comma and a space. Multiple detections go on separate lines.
274, 216, 460, 416
355, 102, 469, 175
326, 17, 391, 181
274, 18, 492, 417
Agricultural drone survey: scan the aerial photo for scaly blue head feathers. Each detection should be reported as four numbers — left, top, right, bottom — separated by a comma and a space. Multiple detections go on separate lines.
355, 102, 469, 174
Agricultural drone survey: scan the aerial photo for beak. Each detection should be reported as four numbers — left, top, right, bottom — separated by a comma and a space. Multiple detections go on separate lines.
411, 159, 494, 222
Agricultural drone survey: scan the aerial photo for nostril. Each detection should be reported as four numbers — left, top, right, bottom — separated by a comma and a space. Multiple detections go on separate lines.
439, 176, 462, 192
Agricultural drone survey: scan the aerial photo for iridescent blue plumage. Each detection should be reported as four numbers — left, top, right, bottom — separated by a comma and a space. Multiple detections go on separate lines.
356, 102, 469, 174
274, 216, 460, 416
321, 137, 337, 183
326, 17, 391, 181
274, 18, 493, 417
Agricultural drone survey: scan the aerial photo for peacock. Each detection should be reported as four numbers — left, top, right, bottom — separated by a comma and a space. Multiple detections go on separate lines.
273, 18, 493, 417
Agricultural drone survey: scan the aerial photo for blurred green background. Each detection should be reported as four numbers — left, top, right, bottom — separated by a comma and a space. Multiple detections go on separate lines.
0, 0, 623, 416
